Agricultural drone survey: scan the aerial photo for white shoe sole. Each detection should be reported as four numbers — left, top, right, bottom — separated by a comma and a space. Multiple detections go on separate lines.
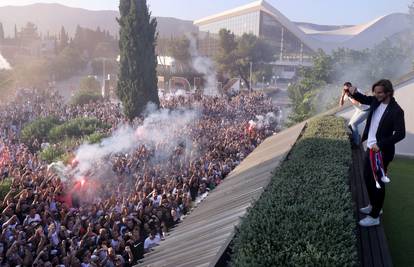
359, 220, 380, 227
359, 208, 383, 215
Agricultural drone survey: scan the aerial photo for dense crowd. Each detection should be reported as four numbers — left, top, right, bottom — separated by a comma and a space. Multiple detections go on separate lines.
0, 88, 279, 266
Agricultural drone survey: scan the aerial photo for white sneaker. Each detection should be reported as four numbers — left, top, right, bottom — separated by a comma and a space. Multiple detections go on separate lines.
359, 215, 380, 227
359, 205, 383, 215
359, 204, 372, 214
381, 176, 391, 183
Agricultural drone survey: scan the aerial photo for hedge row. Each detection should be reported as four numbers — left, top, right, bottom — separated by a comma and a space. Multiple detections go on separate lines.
21, 116, 60, 144
0, 178, 12, 201
21, 117, 110, 145
40, 133, 108, 163
48, 117, 109, 142
70, 90, 104, 106
231, 116, 358, 267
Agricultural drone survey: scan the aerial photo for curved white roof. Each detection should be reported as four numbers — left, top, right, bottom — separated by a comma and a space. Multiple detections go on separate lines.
194, 1, 410, 53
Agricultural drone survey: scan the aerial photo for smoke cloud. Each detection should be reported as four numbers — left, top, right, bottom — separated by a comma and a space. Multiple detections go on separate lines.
70, 103, 200, 180
0, 53, 11, 70
187, 34, 219, 95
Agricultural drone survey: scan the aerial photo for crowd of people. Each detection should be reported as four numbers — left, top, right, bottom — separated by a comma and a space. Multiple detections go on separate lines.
0, 88, 280, 266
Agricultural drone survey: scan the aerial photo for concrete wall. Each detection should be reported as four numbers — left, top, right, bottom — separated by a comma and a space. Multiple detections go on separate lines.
336, 77, 414, 157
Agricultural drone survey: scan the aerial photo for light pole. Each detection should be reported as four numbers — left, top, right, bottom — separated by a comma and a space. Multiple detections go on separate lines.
249, 61, 253, 92
262, 76, 265, 90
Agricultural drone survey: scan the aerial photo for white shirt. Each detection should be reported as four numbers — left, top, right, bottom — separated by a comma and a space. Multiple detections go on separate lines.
144, 234, 161, 250
367, 103, 388, 148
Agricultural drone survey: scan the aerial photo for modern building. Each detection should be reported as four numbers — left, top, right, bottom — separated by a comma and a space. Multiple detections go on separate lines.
194, 0, 317, 62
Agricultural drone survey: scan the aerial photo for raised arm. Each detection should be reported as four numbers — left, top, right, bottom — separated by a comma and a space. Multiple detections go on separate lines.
347, 87, 374, 106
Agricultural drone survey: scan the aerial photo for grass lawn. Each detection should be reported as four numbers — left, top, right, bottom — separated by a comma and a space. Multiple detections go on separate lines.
383, 158, 414, 267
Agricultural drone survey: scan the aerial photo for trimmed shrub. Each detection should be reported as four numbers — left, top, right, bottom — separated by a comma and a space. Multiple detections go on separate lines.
48, 118, 110, 142
86, 132, 107, 144
39, 145, 65, 163
0, 178, 12, 200
21, 117, 61, 144
231, 116, 358, 267
71, 90, 103, 106
79, 76, 101, 94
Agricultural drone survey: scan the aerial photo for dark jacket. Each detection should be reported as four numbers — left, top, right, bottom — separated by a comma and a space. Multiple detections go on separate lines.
350, 91, 405, 157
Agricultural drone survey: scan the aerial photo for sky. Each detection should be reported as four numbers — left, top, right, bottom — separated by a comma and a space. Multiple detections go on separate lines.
0, 0, 411, 25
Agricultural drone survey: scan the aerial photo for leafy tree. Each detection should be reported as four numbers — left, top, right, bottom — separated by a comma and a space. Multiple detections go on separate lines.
117, 0, 160, 119
70, 90, 103, 106
287, 50, 332, 124
215, 29, 274, 90
19, 22, 40, 43
21, 117, 61, 145
367, 39, 406, 81
49, 46, 87, 81
79, 76, 101, 93
168, 36, 191, 72
13, 57, 50, 88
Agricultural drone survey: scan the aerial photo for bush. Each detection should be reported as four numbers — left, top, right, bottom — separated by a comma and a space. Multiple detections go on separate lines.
71, 90, 103, 106
21, 117, 61, 144
86, 132, 107, 144
0, 178, 12, 201
39, 145, 65, 163
231, 116, 358, 266
48, 117, 110, 142
79, 76, 101, 94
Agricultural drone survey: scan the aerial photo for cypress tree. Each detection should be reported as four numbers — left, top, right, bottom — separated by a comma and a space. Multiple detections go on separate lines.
117, 0, 160, 120
0, 22, 4, 41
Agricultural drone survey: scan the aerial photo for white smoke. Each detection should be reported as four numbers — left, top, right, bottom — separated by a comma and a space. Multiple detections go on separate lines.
71, 104, 200, 180
0, 53, 11, 70
249, 112, 278, 130
187, 34, 219, 95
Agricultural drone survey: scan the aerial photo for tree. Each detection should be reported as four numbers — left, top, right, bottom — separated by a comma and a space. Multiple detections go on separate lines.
59, 26, 69, 52
287, 50, 332, 124
49, 46, 87, 81
117, 0, 160, 120
168, 37, 191, 72
79, 76, 101, 93
19, 22, 40, 43
0, 22, 4, 41
215, 30, 274, 90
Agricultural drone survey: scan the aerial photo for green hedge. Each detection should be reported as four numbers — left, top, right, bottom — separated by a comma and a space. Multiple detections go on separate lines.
0, 178, 12, 200
39, 145, 65, 163
48, 117, 110, 142
21, 117, 61, 144
231, 116, 358, 267
71, 90, 103, 106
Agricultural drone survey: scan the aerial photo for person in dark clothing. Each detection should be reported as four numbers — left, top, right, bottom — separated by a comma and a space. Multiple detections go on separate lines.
345, 79, 405, 227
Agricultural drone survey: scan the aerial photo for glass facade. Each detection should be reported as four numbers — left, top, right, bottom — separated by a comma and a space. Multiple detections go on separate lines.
197, 9, 314, 60
199, 11, 261, 36
260, 12, 313, 59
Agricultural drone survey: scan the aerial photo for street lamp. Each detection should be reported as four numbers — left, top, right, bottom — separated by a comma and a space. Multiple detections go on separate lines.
249, 61, 253, 92
262, 76, 265, 90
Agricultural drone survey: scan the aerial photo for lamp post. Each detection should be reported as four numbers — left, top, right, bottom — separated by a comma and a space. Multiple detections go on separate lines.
249, 61, 253, 92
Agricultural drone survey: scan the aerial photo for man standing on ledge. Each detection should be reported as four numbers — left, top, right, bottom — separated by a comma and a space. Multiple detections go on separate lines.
345, 79, 405, 227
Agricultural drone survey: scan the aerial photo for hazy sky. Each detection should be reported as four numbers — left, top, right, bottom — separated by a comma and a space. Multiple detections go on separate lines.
0, 0, 411, 25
